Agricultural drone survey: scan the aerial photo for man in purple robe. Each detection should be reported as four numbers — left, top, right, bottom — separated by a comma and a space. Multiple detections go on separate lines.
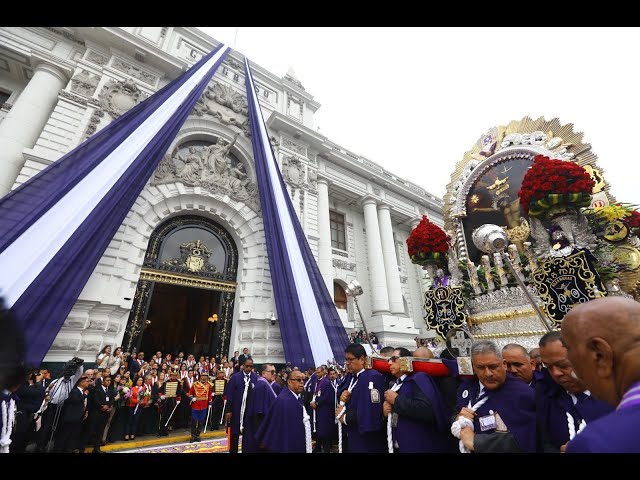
455, 340, 537, 453
310, 365, 337, 453
502, 343, 538, 388
561, 297, 640, 453
243, 363, 278, 452
255, 369, 311, 453
223, 358, 258, 453
336, 343, 387, 453
384, 347, 454, 453
536, 330, 613, 452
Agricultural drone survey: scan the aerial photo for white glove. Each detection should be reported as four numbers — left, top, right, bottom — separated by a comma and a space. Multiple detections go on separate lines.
191, 397, 196, 403
160, 395, 166, 400
176, 400, 181, 405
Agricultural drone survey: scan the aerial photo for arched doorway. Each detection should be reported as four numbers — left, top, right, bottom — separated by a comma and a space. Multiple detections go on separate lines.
122, 215, 238, 360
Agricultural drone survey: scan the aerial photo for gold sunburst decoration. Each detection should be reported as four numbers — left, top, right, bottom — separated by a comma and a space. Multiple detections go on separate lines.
443, 116, 615, 233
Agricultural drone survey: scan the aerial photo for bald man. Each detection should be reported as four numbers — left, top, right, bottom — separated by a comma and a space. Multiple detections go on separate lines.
413, 346, 434, 359
561, 297, 640, 453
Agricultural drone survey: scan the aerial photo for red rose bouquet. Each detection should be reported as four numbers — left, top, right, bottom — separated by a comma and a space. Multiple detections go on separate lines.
406, 215, 449, 265
518, 155, 595, 217
625, 209, 640, 235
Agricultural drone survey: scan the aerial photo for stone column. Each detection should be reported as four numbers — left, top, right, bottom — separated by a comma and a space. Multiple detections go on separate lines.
316, 176, 334, 299
362, 196, 390, 315
377, 203, 405, 315
0, 60, 69, 196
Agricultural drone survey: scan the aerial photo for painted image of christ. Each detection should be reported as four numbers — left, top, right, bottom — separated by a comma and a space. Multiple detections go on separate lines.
462, 158, 533, 263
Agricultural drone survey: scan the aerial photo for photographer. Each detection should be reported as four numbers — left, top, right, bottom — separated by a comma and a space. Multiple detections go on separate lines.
11, 370, 46, 452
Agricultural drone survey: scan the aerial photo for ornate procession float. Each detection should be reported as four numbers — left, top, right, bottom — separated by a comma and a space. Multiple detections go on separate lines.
371, 116, 640, 375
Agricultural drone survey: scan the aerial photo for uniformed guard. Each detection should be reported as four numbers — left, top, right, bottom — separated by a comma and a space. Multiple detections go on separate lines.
158, 368, 182, 436
188, 371, 212, 442
211, 370, 227, 430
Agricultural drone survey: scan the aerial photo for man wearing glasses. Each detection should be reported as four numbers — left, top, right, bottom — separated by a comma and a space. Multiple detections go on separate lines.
309, 365, 335, 453
243, 363, 278, 452
536, 331, 612, 452
255, 369, 312, 452
335, 344, 387, 453
384, 347, 452, 453
224, 358, 258, 453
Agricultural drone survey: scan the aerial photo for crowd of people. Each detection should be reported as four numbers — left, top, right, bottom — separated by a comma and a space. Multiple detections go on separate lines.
3, 296, 639, 453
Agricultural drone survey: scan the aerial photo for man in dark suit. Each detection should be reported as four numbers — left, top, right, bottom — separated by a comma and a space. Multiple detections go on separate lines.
237, 348, 252, 368
89, 375, 114, 453
54, 375, 90, 453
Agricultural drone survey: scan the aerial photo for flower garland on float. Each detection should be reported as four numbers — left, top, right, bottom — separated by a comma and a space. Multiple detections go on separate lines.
518, 155, 595, 218
406, 215, 449, 266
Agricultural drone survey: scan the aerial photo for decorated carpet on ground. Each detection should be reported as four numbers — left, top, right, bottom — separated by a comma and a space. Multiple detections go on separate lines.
121, 436, 231, 454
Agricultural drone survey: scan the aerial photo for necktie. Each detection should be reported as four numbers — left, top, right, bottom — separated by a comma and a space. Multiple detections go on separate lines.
576, 391, 588, 402
395, 377, 403, 386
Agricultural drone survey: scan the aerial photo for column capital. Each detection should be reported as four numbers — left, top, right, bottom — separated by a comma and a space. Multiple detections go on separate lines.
30, 53, 73, 83
376, 202, 392, 212
360, 194, 379, 207
316, 173, 331, 187
410, 216, 423, 229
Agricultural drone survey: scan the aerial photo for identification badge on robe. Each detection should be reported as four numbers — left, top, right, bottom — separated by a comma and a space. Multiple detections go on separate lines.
479, 414, 497, 431
317, 390, 321, 397
462, 390, 469, 399
494, 412, 508, 432
370, 388, 380, 403
105, 397, 110, 402
391, 412, 398, 428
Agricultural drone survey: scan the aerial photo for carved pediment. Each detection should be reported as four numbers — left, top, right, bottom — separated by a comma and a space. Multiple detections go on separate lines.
152, 139, 261, 215
192, 81, 250, 136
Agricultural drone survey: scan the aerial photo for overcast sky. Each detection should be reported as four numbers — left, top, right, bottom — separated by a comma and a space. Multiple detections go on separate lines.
198, 27, 640, 206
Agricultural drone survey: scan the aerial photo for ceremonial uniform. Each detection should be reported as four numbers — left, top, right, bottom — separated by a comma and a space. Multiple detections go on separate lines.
210, 376, 227, 430
255, 388, 311, 453
224, 370, 258, 453
313, 374, 338, 453
244, 376, 277, 452
536, 368, 613, 452
566, 380, 640, 453
390, 372, 453, 453
338, 368, 387, 453
158, 375, 183, 436
455, 375, 537, 453
188, 374, 213, 442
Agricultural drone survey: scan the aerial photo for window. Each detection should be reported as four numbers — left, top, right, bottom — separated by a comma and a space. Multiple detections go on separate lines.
334, 282, 347, 310
393, 232, 401, 264
0, 90, 10, 106
330, 210, 346, 250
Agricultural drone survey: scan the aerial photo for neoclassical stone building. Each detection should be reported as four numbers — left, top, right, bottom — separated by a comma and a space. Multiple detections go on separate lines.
0, 27, 442, 367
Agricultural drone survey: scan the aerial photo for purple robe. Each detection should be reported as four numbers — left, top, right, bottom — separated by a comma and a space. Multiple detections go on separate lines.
566, 405, 640, 453
270, 381, 283, 396
535, 369, 613, 451
340, 369, 387, 453
393, 372, 455, 453
243, 376, 277, 453
313, 375, 337, 439
255, 388, 307, 453
223, 370, 258, 435
456, 375, 537, 453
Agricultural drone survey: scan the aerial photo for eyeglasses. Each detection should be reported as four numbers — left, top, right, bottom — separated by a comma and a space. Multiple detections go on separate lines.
266, 370, 276, 374
289, 378, 304, 383
344, 356, 357, 362
388, 356, 400, 362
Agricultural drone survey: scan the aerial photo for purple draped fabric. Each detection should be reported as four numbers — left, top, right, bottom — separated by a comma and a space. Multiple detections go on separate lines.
243, 58, 348, 370
0, 44, 229, 366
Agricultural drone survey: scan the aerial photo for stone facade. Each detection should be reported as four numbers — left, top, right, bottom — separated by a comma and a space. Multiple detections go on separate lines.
0, 27, 443, 365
